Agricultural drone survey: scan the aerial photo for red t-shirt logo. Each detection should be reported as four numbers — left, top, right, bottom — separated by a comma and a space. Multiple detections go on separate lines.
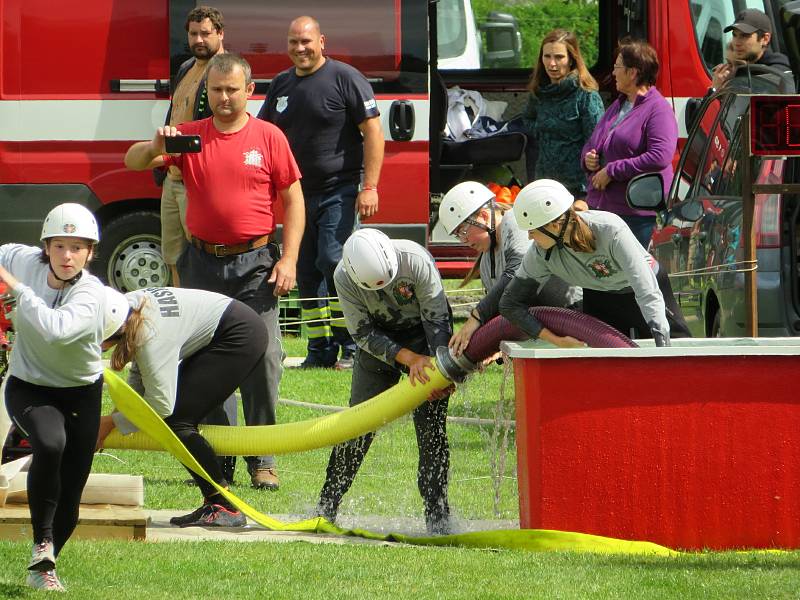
242, 148, 264, 168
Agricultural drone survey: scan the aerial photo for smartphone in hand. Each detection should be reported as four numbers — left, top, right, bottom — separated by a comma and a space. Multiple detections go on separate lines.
164, 135, 201, 154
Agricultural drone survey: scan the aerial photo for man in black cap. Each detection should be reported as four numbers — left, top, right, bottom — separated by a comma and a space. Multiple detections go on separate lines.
711, 8, 793, 91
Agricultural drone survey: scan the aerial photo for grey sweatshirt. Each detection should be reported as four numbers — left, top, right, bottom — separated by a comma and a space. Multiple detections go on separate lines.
479, 214, 531, 292
334, 239, 452, 366
474, 215, 580, 322
0, 244, 105, 387
112, 287, 232, 434
500, 210, 668, 339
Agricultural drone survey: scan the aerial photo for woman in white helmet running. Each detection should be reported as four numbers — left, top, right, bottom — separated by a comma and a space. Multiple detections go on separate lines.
500, 179, 689, 347
0, 203, 123, 592
95, 287, 267, 529
315, 228, 453, 535
438, 181, 583, 357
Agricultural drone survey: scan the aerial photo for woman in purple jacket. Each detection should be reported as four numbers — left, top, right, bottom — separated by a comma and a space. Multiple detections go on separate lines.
582, 39, 678, 248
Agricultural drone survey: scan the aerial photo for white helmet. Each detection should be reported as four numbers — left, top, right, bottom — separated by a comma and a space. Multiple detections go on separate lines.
102, 287, 130, 340
342, 229, 398, 290
513, 179, 574, 230
41, 203, 100, 242
438, 181, 495, 235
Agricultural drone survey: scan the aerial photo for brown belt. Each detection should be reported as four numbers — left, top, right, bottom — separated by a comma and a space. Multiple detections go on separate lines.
191, 234, 270, 257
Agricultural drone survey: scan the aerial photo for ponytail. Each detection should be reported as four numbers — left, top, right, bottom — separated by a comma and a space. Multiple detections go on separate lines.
109, 297, 149, 371
565, 208, 596, 252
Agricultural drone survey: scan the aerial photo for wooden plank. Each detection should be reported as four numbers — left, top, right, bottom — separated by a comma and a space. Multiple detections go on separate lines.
0, 504, 149, 541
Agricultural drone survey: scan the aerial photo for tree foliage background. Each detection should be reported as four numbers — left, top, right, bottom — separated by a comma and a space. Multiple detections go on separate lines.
472, 0, 600, 69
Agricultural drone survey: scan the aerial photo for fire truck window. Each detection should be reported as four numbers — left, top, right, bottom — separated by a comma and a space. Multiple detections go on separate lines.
170, 1, 427, 94
438, 0, 470, 64
691, 0, 724, 70
690, 0, 768, 73
438, 0, 600, 70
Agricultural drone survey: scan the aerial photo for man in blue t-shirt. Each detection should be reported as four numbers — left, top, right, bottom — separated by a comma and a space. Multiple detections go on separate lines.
258, 16, 384, 370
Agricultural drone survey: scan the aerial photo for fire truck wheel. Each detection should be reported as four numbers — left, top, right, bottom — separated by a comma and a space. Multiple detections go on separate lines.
96, 210, 170, 292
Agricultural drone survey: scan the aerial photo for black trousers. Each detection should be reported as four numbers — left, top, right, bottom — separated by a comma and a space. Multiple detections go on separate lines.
5, 375, 103, 555
179, 242, 282, 471
318, 330, 450, 524
165, 300, 267, 500
582, 265, 691, 340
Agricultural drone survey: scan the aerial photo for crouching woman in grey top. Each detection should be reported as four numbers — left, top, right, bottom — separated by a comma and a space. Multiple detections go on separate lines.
96, 287, 268, 529
500, 179, 689, 347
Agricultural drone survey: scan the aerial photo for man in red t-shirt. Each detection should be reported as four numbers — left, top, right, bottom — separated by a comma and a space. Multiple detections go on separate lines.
124, 54, 305, 495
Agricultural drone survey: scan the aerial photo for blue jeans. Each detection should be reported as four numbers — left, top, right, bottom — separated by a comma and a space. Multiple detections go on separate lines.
620, 214, 656, 249
298, 182, 358, 364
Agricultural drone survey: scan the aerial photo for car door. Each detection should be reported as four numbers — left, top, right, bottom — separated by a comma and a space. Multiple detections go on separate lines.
664, 92, 750, 335
652, 94, 726, 333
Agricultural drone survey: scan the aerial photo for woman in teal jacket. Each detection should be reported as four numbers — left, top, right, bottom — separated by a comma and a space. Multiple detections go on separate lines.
522, 29, 604, 197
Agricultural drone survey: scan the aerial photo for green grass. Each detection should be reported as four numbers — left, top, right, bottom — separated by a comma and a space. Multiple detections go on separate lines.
1, 540, 799, 599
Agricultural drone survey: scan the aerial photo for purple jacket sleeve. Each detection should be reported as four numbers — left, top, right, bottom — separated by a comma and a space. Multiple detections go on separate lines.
581, 99, 620, 174
605, 101, 677, 182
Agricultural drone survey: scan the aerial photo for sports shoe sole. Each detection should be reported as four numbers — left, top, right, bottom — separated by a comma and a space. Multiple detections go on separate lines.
193, 505, 247, 527
26, 570, 65, 592
251, 479, 279, 491
170, 504, 214, 527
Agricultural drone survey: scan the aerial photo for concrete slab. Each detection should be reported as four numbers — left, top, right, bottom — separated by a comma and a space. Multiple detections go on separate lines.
282, 356, 304, 368
145, 510, 519, 545
146, 510, 393, 545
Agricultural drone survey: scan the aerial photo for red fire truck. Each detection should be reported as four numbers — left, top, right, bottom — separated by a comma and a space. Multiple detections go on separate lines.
1, 0, 797, 288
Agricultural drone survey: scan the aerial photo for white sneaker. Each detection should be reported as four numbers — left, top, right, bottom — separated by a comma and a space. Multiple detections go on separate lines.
28, 539, 55, 571
26, 569, 66, 592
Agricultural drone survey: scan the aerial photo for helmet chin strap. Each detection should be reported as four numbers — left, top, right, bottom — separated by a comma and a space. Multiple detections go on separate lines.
460, 205, 498, 278
48, 262, 83, 286
538, 214, 571, 261
487, 208, 497, 279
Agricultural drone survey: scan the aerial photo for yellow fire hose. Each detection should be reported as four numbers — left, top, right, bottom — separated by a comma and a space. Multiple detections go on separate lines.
102, 368, 675, 555
104, 362, 451, 454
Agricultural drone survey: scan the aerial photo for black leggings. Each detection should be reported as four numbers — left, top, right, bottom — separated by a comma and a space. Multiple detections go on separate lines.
164, 300, 267, 500
5, 375, 102, 555
582, 265, 691, 341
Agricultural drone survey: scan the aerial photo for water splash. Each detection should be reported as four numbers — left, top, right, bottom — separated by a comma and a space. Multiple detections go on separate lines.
487, 356, 515, 518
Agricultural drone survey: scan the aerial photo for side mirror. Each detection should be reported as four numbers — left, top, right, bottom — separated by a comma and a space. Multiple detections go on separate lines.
480, 12, 521, 68
673, 201, 704, 222
626, 172, 665, 211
